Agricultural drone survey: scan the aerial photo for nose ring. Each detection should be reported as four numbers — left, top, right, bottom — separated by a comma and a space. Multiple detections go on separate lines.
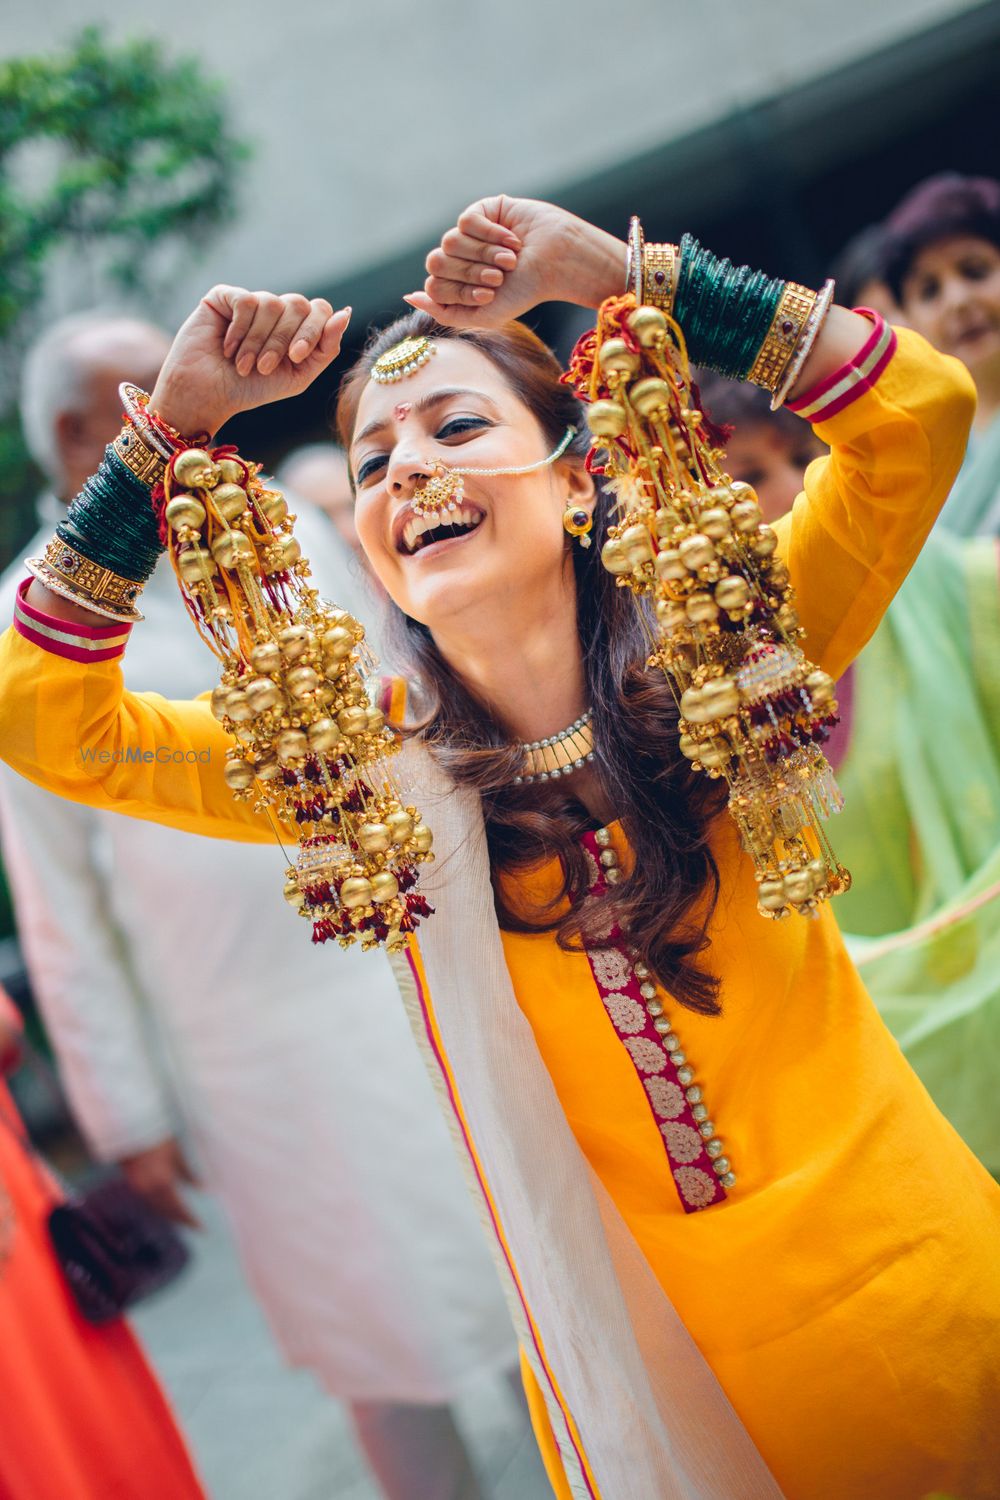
411, 465, 464, 519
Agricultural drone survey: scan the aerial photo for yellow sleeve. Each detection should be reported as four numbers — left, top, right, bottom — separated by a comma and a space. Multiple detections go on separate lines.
773, 326, 977, 679
0, 621, 286, 845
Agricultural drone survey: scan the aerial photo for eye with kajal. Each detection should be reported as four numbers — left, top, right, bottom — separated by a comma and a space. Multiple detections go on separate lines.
354, 415, 492, 487
435, 415, 492, 440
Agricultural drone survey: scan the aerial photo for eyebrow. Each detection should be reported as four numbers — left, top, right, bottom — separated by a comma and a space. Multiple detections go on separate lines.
352, 387, 502, 452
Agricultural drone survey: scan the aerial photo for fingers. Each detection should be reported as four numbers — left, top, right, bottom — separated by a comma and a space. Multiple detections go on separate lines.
174, 1146, 202, 1188
425, 274, 497, 309
221, 293, 340, 376
212, 286, 253, 358
150, 1181, 202, 1230
297, 306, 352, 374
227, 291, 286, 374
256, 296, 313, 373
430, 231, 518, 285
319, 305, 352, 354
416, 197, 523, 312
426, 248, 507, 292
289, 299, 336, 363
457, 199, 522, 250
256, 295, 330, 373
402, 292, 482, 330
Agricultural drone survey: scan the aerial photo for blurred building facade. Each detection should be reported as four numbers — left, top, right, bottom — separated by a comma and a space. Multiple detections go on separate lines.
2, 0, 999, 449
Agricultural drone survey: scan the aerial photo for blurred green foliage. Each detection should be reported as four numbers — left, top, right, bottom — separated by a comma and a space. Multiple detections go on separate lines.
0, 26, 249, 572
0, 30, 248, 941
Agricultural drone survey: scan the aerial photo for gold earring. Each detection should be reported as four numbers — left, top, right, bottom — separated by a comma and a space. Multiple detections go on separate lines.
563, 502, 593, 548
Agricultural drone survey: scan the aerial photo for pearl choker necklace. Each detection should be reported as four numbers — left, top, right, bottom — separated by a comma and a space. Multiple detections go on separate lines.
514, 711, 594, 784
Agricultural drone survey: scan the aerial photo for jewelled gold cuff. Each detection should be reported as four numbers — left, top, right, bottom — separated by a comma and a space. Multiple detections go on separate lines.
112, 424, 167, 488
27, 538, 145, 622
643, 242, 678, 315
747, 281, 818, 395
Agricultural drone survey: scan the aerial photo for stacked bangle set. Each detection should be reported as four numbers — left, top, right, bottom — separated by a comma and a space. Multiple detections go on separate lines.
625, 217, 834, 409
26, 387, 203, 622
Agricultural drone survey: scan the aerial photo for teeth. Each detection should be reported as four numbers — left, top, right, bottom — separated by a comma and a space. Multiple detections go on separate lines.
401, 506, 484, 554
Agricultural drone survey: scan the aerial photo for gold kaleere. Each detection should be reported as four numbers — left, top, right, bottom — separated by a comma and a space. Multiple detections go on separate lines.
566, 296, 851, 920
160, 445, 433, 951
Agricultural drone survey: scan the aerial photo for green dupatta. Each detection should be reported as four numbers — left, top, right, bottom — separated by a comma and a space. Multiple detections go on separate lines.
936, 407, 1000, 537
834, 512, 1000, 1173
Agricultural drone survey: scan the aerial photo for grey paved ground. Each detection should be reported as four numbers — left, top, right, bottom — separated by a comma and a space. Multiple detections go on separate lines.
131, 1194, 552, 1500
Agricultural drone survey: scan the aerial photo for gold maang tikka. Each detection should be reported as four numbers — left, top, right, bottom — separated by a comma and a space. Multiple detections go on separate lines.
370, 335, 437, 384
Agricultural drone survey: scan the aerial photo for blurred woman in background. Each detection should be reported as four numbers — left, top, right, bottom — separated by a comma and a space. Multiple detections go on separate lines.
883, 171, 1000, 532
0, 985, 205, 1500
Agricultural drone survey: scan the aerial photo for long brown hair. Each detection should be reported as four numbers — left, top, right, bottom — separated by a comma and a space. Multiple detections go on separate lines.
337, 312, 726, 1014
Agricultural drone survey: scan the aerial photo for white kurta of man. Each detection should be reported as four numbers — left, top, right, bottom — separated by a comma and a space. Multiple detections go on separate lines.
0, 496, 516, 1400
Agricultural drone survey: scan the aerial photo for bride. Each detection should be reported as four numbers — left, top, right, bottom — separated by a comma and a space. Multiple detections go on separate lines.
1, 195, 997, 1500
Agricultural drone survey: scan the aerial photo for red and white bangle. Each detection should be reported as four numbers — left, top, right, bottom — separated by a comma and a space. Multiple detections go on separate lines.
786, 309, 897, 424
12, 576, 133, 663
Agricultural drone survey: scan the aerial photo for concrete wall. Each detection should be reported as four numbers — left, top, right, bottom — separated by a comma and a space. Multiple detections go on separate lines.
0, 0, 987, 322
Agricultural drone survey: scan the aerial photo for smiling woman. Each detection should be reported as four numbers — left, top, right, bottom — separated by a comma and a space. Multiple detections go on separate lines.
882, 172, 1000, 533
0, 195, 998, 1500
337, 315, 730, 1013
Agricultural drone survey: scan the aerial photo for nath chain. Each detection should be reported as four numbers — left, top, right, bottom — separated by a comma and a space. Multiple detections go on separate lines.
425, 424, 577, 478
413, 426, 579, 519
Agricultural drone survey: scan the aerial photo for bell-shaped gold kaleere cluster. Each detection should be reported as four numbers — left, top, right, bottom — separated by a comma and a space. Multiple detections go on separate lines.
159, 446, 433, 951
566, 297, 850, 920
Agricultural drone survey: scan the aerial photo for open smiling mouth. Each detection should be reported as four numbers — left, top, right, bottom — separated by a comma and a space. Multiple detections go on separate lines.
399, 504, 485, 556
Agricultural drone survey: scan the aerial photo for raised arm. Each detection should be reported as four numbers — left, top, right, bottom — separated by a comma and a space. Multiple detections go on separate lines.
0, 285, 352, 842
406, 195, 875, 410
0, 591, 274, 841
774, 318, 975, 677
411, 196, 975, 675
22, 283, 351, 629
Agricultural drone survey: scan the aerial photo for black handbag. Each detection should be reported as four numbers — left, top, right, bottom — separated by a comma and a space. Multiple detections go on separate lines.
1, 1029, 189, 1323
47, 1173, 190, 1325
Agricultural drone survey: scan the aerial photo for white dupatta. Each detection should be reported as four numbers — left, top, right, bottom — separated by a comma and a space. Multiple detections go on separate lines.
393, 740, 785, 1500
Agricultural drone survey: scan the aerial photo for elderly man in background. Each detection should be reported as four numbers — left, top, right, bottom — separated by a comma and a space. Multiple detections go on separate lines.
0, 312, 521, 1500
277, 443, 359, 559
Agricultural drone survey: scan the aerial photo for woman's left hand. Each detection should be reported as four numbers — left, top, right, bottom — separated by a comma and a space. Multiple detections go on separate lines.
406, 195, 626, 328
150, 288, 352, 438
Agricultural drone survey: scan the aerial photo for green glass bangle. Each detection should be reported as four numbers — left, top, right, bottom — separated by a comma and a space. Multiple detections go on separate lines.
674, 235, 786, 381
55, 445, 164, 585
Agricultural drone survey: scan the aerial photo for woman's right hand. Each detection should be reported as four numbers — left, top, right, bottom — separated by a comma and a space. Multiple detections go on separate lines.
150, 287, 352, 439
405, 195, 627, 329
119, 1136, 202, 1230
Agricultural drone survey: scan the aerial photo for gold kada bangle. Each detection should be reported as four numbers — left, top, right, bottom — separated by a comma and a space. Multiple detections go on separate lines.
112, 425, 167, 488
770, 279, 836, 409
112, 382, 188, 484
27, 390, 199, 623
747, 281, 819, 396
642, 242, 678, 315
26, 539, 145, 623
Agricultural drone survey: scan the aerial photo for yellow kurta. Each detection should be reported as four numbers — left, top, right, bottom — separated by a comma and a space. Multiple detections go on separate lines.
0, 329, 997, 1499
